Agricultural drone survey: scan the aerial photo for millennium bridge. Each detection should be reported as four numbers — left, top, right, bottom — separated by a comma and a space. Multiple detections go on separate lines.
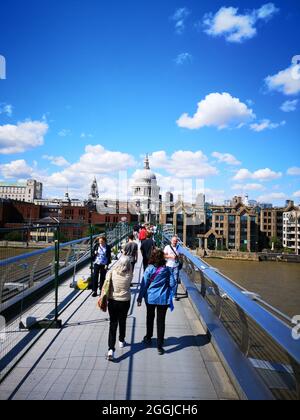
0, 223, 299, 401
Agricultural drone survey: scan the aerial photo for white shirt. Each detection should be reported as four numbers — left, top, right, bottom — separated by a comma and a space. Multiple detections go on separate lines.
164, 245, 180, 268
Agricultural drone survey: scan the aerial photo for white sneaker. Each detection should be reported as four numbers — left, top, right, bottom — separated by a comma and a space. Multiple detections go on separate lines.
119, 341, 126, 349
107, 350, 115, 361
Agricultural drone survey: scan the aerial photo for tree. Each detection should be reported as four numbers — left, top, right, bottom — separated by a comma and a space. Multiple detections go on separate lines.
270, 236, 283, 251
85, 225, 105, 237
4, 231, 24, 242
240, 244, 248, 253
53, 230, 68, 244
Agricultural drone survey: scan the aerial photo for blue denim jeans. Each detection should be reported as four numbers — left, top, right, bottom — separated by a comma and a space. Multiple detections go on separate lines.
170, 266, 180, 297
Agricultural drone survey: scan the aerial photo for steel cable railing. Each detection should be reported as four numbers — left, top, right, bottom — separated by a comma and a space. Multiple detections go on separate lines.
0, 222, 133, 382
162, 231, 300, 400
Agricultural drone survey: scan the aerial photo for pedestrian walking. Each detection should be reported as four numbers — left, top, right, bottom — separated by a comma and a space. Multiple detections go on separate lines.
140, 232, 156, 271
124, 234, 138, 273
138, 225, 147, 242
137, 249, 176, 355
102, 255, 133, 362
164, 236, 183, 301
92, 236, 112, 297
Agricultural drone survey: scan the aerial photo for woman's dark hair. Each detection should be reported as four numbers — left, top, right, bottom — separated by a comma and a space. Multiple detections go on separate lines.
99, 236, 107, 243
148, 248, 166, 268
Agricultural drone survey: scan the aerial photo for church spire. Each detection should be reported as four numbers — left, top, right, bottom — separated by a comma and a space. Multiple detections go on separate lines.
89, 177, 99, 200
144, 154, 150, 170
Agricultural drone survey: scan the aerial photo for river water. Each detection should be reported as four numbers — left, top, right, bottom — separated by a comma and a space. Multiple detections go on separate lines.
205, 259, 300, 319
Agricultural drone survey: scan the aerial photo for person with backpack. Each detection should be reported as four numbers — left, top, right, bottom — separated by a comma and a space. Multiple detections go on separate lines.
92, 236, 112, 297
137, 249, 176, 355
164, 236, 183, 301
138, 225, 147, 242
140, 232, 156, 271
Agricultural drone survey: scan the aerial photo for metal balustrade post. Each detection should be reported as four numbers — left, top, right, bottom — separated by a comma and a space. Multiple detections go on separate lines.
289, 357, 300, 400
200, 270, 207, 298
90, 225, 94, 279
54, 237, 60, 324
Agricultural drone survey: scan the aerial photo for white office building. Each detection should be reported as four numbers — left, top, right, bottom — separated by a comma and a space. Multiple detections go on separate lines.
283, 210, 300, 255
0, 180, 43, 203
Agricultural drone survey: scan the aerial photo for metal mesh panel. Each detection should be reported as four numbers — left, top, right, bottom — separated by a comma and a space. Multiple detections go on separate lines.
0, 222, 133, 382
164, 232, 300, 400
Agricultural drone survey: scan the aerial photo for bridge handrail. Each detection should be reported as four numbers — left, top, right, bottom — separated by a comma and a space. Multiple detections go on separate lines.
0, 222, 132, 268
163, 233, 300, 366
0, 235, 95, 268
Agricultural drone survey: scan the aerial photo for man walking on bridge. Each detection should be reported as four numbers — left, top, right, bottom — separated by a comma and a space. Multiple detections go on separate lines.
164, 236, 182, 301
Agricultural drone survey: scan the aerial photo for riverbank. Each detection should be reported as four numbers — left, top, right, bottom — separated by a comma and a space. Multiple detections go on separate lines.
0, 241, 50, 249
198, 249, 300, 263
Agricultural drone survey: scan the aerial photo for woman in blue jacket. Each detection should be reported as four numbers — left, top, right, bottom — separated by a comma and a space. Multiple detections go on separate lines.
137, 249, 176, 355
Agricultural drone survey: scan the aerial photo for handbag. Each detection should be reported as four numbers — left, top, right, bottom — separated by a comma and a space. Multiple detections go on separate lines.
97, 294, 108, 312
97, 272, 112, 312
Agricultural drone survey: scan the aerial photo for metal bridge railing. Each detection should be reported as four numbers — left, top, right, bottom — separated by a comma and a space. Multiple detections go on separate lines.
0, 222, 133, 382
162, 232, 300, 401
0, 222, 132, 311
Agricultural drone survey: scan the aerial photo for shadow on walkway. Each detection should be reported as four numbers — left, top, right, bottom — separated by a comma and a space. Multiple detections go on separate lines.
115, 334, 210, 363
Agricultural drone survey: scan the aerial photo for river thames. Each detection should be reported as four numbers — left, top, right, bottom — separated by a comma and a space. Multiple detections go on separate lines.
206, 259, 300, 319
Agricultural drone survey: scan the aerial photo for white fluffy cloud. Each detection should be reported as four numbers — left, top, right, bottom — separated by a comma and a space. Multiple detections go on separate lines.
250, 119, 286, 132
149, 150, 219, 178
265, 62, 300, 95
257, 192, 286, 202
177, 92, 255, 130
0, 146, 136, 198
0, 120, 48, 154
293, 191, 300, 198
281, 99, 298, 112
212, 152, 241, 166
287, 167, 300, 176
0, 159, 35, 179
233, 168, 282, 182
205, 188, 226, 205
42, 145, 136, 194
203, 3, 279, 43
43, 155, 70, 167
232, 183, 265, 191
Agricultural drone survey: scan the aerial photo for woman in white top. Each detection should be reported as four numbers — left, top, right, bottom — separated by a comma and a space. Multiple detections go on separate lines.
103, 256, 133, 361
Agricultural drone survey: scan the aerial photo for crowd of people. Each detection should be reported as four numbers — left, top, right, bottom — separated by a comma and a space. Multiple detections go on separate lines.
91, 224, 182, 362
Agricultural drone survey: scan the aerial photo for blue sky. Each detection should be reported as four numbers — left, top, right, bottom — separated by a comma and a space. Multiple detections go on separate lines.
0, 0, 299, 204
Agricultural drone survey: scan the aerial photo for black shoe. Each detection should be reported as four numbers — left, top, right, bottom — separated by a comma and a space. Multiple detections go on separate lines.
143, 336, 152, 345
158, 348, 165, 355
92, 292, 98, 297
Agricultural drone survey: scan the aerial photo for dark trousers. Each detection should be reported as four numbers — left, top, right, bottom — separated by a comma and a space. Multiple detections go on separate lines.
131, 261, 136, 273
92, 264, 107, 294
108, 300, 131, 351
146, 304, 169, 349
142, 258, 149, 271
